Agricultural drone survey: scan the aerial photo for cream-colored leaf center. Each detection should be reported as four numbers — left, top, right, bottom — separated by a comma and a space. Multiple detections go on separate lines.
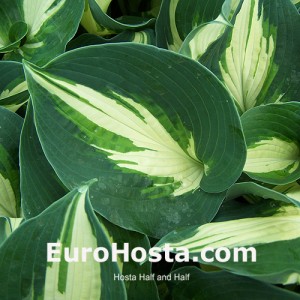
219, 0, 275, 112
244, 138, 300, 174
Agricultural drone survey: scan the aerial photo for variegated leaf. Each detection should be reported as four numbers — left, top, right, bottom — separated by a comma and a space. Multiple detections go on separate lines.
292, 0, 300, 9
241, 102, 300, 184
226, 182, 300, 207
0, 217, 22, 245
81, 0, 155, 37
67, 29, 156, 51
0, 21, 28, 53
0, 61, 28, 112
155, 202, 300, 284
156, 0, 225, 51
214, 185, 293, 222
273, 181, 300, 205
226, 181, 300, 208
0, 182, 127, 299
180, 0, 239, 59
23, 43, 245, 237
168, 267, 300, 300
0, 107, 23, 218
1, 0, 84, 66
183, 0, 300, 113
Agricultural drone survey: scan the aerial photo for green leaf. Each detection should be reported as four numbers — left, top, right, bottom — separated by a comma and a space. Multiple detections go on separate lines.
291, 0, 300, 9
214, 193, 286, 222
183, 0, 300, 113
0, 21, 28, 53
0, 181, 127, 299
116, 0, 162, 18
0, 217, 22, 246
241, 102, 300, 184
155, 203, 300, 284
81, 0, 155, 36
180, 0, 239, 59
0, 61, 28, 112
0, 0, 28, 53
20, 101, 68, 218
23, 43, 246, 236
97, 215, 159, 299
213, 180, 300, 222
167, 267, 300, 300
156, 0, 225, 51
273, 181, 300, 205
226, 181, 300, 208
67, 29, 156, 51
0, 107, 23, 218
1, 0, 84, 66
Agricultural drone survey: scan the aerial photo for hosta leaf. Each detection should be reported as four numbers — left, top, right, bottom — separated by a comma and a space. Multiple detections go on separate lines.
214, 193, 288, 222
274, 181, 300, 205
241, 102, 300, 184
226, 181, 300, 208
0, 107, 23, 218
144, 0, 163, 18
0, 0, 26, 53
214, 180, 300, 223
67, 29, 156, 51
0, 182, 126, 299
155, 203, 300, 284
1, 0, 84, 66
117, 0, 162, 18
167, 267, 300, 300
180, 0, 239, 59
97, 215, 159, 299
292, 0, 300, 9
184, 0, 300, 112
0, 21, 28, 53
23, 43, 245, 237
20, 101, 68, 218
0, 61, 28, 112
81, 0, 155, 37
156, 0, 225, 51
0, 217, 22, 246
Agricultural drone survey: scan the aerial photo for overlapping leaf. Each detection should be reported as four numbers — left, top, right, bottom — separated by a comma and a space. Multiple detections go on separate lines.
181, 0, 300, 112
97, 215, 159, 299
0, 61, 28, 112
167, 267, 300, 300
0, 217, 22, 245
20, 102, 67, 218
0, 182, 127, 299
226, 181, 300, 208
180, 0, 239, 59
23, 43, 246, 236
81, 0, 155, 36
0, 107, 23, 218
67, 29, 156, 51
292, 0, 300, 10
1, 0, 84, 66
242, 102, 300, 184
156, 0, 225, 51
155, 195, 300, 284
119, 0, 162, 18
274, 181, 300, 204
0, 0, 298, 297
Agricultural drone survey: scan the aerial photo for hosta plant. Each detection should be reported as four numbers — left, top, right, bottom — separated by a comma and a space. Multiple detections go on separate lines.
0, 0, 299, 299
